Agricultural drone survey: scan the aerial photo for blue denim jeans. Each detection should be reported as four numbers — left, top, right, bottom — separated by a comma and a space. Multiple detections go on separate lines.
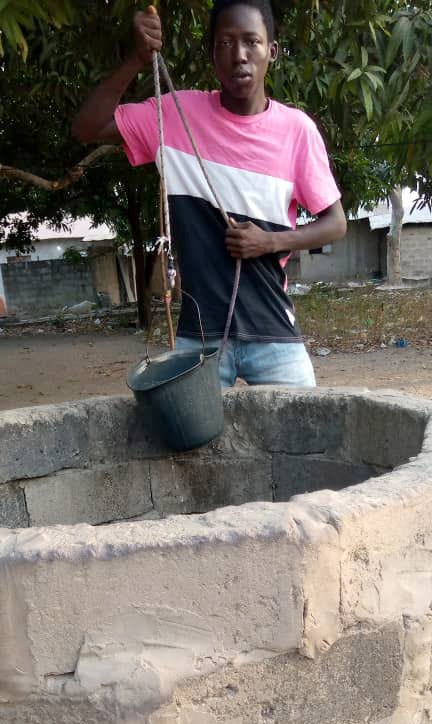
175, 337, 316, 389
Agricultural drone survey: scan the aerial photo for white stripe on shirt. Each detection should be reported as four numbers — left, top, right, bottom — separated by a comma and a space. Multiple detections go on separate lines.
156, 146, 294, 228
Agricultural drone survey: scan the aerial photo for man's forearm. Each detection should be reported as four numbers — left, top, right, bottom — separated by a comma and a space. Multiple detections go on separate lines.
72, 53, 143, 143
225, 202, 347, 260
270, 205, 347, 254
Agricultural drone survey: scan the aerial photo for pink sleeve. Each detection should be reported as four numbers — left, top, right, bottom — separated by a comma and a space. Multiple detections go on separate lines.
114, 98, 159, 167
294, 117, 341, 215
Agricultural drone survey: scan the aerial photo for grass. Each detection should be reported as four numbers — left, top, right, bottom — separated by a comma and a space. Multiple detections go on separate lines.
4, 285, 431, 353
295, 285, 432, 352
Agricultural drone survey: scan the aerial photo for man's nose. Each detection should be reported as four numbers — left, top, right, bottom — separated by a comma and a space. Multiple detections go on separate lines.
232, 40, 248, 63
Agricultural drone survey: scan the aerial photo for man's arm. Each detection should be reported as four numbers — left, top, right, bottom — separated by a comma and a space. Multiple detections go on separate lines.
71, 6, 161, 145
225, 200, 347, 259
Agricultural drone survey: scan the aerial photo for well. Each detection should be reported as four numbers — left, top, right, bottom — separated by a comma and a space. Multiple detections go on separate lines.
1, 387, 432, 723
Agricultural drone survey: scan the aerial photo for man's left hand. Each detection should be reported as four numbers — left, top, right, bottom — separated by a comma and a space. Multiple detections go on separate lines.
225, 218, 274, 259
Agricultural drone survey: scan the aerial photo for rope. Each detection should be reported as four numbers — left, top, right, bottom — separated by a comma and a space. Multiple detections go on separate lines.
152, 53, 173, 261
153, 51, 241, 359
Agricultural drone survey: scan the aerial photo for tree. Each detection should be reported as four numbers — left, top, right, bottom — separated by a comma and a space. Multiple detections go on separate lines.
0, 0, 215, 326
0, 0, 73, 59
1, 0, 431, 306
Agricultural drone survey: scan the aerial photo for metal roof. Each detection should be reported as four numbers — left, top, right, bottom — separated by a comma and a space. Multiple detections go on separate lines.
2, 215, 116, 243
354, 189, 432, 231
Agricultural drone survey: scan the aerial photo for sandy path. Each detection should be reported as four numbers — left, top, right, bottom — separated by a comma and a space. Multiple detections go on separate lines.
0, 332, 431, 411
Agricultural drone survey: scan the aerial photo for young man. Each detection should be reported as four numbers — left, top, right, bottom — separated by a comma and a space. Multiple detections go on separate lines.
73, 0, 347, 388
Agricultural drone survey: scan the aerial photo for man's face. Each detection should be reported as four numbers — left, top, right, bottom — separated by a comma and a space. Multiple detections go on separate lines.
212, 5, 276, 103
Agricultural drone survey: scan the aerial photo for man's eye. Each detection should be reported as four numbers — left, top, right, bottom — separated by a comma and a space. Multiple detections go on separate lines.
249, 39, 259, 45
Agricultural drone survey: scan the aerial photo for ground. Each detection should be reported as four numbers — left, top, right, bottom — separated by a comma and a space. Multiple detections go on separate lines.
1, 330, 431, 412
1, 286, 431, 410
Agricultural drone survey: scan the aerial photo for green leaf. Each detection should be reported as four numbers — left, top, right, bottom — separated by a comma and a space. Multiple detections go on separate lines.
406, 49, 421, 76
367, 65, 386, 74
361, 46, 368, 68
385, 16, 410, 67
402, 20, 414, 61
0, 14, 28, 59
347, 67, 362, 82
364, 71, 384, 91
360, 77, 373, 121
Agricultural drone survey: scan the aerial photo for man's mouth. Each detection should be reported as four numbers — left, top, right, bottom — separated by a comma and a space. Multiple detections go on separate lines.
232, 71, 252, 80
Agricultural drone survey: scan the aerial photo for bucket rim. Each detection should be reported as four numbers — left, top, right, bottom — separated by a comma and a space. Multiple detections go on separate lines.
127, 346, 220, 393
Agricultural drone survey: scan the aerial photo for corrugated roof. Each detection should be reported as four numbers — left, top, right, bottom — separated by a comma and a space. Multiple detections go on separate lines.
2, 215, 116, 242
357, 190, 432, 230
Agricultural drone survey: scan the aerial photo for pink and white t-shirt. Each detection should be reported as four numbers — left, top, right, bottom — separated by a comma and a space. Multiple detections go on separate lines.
115, 90, 341, 342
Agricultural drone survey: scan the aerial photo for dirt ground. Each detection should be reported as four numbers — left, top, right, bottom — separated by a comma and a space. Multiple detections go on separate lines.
1, 330, 431, 411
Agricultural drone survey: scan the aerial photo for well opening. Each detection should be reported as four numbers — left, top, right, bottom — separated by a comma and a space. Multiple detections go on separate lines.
0, 389, 427, 529
2, 388, 432, 724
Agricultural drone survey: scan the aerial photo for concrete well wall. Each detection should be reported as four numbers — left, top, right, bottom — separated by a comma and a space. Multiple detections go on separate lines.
0, 389, 427, 529
1, 388, 432, 723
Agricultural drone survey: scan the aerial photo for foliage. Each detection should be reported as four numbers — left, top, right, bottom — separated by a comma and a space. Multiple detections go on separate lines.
0, 0, 431, 315
269, 0, 432, 210
0, 0, 73, 59
62, 245, 85, 267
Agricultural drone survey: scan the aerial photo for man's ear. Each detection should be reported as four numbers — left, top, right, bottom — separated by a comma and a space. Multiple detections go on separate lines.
269, 41, 279, 63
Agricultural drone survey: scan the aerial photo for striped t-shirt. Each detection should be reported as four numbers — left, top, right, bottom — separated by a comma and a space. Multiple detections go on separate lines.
115, 90, 341, 342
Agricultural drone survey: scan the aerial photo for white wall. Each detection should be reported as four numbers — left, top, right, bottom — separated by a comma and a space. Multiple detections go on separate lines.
0, 238, 86, 265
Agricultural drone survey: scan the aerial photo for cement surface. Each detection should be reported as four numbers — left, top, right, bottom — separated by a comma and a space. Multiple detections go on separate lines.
1, 387, 432, 722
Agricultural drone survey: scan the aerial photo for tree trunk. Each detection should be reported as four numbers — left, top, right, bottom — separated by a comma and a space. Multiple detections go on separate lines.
131, 226, 149, 329
126, 190, 151, 329
386, 186, 404, 285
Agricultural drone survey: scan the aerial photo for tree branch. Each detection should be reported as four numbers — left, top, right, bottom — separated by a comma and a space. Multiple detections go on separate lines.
0, 145, 121, 191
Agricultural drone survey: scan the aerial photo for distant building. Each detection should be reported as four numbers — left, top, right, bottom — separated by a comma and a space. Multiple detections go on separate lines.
0, 217, 136, 318
288, 190, 432, 284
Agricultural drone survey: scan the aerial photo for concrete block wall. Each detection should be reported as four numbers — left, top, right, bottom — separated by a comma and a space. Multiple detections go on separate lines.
401, 223, 432, 278
0, 390, 428, 529
1, 388, 432, 723
1, 259, 96, 316
295, 219, 382, 283
90, 252, 121, 306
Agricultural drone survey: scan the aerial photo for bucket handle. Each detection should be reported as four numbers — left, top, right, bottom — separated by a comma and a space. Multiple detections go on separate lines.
144, 289, 206, 366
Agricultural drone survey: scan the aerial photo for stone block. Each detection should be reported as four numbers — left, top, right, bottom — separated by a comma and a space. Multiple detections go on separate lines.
158, 625, 402, 724
23, 461, 153, 526
87, 396, 170, 465
0, 503, 309, 693
273, 453, 378, 502
345, 397, 426, 467
0, 483, 28, 528
215, 389, 349, 457
150, 455, 273, 515
0, 403, 90, 485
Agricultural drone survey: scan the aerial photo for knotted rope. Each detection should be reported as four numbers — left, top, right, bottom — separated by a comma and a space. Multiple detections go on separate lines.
152, 50, 241, 360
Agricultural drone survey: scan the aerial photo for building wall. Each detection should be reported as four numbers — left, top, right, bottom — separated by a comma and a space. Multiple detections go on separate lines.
0, 238, 85, 265
90, 252, 121, 306
401, 223, 432, 278
1, 259, 96, 317
0, 271, 6, 316
292, 219, 382, 283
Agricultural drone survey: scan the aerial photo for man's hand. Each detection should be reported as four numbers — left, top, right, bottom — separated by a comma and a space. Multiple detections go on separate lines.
133, 5, 162, 67
225, 218, 275, 259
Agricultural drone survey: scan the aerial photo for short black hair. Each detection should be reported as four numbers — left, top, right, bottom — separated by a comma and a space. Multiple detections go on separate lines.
209, 0, 275, 48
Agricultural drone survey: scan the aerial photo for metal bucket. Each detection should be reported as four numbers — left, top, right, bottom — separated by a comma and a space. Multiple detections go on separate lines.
127, 346, 224, 452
